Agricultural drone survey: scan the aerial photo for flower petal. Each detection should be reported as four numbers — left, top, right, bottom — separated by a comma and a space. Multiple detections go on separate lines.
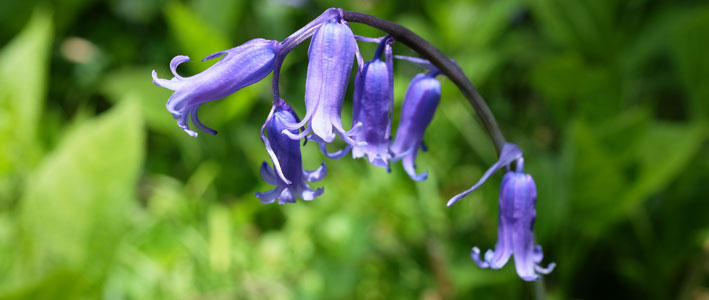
255, 187, 280, 204
259, 161, 279, 186
278, 188, 296, 204
170, 55, 190, 79
300, 186, 324, 201
303, 162, 327, 182
190, 106, 217, 135
202, 50, 226, 62
260, 106, 292, 185
152, 70, 180, 91
402, 150, 427, 181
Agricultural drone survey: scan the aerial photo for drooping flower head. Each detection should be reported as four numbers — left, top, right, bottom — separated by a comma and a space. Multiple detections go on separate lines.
390, 65, 441, 181
280, 13, 358, 145
348, 36, 395, 167
470, 168, 555, 281
447, 143, 555, 281
152, 38, 280, 136
256, 99, 326, 204
152, 39, 280, 136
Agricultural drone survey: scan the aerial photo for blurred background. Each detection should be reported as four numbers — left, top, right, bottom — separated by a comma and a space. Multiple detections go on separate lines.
0, 0, 708, 299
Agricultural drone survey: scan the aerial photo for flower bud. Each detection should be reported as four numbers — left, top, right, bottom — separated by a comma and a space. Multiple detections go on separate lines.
390, 72, 441, 180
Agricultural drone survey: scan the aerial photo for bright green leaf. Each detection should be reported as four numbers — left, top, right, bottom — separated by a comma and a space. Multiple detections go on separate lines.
0, 9, 52, 193
13, 99, 144, 296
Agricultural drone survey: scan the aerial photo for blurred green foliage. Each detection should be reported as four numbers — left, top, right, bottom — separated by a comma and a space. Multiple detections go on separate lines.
0, 0, 708, 299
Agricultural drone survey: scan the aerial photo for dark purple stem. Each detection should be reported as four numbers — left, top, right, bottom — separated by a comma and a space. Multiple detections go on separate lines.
342, 11, 507, 154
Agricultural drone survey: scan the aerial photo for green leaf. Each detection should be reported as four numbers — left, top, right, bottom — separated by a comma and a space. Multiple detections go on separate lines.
0, 9, 52, 193
12, 99, 144, 296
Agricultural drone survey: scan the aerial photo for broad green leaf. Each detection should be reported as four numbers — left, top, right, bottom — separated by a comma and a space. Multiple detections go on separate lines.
11, 99, 144, 297
0, 9, 52, 192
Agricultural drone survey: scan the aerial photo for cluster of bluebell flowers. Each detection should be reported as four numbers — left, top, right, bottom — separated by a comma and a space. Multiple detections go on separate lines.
152, 7, 553, 281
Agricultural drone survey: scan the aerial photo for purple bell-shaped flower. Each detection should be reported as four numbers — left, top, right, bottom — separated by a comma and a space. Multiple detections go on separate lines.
256, 100, 326, 204
152, 38, 280, 136
390, 71, 441, 180
471, 166, 555, 281
448, 143, 555, 281
347, 37, 395, 167
280, 15, 358, 145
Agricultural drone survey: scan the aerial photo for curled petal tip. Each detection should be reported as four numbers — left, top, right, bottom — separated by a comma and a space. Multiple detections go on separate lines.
169, 55, 190, 79
535, 262, 556, 275
303, 162, 327, 182
184, 129, 198, 137
412, 171, 428, 182
151, 70, 161, 86
471, 247, 489, 268
255, 189, 279, 204
347, 122, 363, 135
301, 187, 324, 201
447, 190, 469, 207
152, 69, 179, 90
313, 136, 351, 159
281, 128, 311, 140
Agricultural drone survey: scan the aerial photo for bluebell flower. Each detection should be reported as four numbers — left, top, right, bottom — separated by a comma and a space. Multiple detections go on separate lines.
470, 170, 555, 281
347, 37, 395, 167
447, 143, 554, 281
390, 71, 441, 181
256, 100, 326, 204
152, 38, 280, 136
280, 16, 358, 145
